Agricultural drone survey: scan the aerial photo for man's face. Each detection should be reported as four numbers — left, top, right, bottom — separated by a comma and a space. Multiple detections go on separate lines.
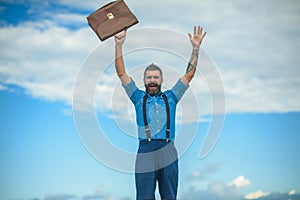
144, 70, 163, 95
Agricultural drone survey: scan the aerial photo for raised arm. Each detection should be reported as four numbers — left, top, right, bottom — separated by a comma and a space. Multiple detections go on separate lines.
181, 26, 206, 85
115, 30, 131, 84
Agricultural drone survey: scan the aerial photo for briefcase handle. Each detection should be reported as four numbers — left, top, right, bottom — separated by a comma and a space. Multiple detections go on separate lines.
100, 0, 123, 12
93, 0, 126, 24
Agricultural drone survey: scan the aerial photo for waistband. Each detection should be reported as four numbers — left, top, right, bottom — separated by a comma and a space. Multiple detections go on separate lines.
139, 139, 173, 145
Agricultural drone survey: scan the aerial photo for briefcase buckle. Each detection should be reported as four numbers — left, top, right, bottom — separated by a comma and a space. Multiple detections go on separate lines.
107, 13, 114, 20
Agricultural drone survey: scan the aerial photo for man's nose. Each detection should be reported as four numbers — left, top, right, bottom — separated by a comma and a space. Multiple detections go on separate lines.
149, 77, 156, 82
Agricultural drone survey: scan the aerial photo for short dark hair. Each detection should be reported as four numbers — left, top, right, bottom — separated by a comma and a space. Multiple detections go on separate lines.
143, 63, 163, 78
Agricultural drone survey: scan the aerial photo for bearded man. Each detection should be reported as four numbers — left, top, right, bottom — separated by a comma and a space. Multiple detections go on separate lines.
114, 26, 206, 200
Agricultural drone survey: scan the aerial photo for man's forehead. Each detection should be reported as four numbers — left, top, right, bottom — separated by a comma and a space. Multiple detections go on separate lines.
145, 70, 161, 76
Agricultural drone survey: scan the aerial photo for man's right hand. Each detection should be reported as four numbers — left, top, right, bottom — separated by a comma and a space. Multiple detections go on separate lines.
114, 30, 127, 45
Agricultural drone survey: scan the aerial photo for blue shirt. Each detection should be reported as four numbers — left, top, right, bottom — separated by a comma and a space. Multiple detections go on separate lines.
122, 78, 189, 141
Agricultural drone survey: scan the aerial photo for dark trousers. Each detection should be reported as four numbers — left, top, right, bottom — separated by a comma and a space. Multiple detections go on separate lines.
135, 140, 178, 200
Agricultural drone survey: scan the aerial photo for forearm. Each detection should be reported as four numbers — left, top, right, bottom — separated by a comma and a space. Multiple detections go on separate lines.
115, 44, 130, 84
115, 44, 126, 77
186, 47, 199, 73
181, 47, 199, 85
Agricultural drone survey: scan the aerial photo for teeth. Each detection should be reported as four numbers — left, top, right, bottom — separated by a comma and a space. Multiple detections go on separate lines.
149, 84, 157, 87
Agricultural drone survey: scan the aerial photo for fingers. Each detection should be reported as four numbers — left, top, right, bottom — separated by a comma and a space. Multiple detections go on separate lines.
115, 30, 127, 39
191, 25, 206, 37
188, 26, 206, 47
202, 31, 207, 39
197, 26, 204, 36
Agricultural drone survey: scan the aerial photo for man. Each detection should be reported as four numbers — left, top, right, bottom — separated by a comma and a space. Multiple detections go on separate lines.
114, 26, 206, 200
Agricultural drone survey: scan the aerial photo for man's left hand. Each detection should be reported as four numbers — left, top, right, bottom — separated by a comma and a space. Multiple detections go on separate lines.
188, 26, 207, 48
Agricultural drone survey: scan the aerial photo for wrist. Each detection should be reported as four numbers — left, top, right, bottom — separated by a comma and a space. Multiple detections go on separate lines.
192, 47, 199, 56
193, 46, 199, 51
116, 43, 123, 48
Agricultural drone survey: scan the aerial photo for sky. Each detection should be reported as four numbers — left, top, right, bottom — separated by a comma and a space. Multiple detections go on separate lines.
0, 0, 300, 200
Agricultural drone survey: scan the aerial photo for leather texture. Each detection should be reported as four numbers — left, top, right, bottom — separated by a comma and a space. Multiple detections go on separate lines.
87, 0, 139, 41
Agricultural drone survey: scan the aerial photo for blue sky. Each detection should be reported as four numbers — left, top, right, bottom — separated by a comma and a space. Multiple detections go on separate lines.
1, 0, 300, 200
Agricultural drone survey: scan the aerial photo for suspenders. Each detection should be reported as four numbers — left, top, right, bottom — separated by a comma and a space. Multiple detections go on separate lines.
142, 93, 170, 142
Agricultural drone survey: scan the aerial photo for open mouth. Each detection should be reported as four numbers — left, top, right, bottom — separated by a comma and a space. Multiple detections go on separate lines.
148, 83, 158, 90
149, 86, 157, 90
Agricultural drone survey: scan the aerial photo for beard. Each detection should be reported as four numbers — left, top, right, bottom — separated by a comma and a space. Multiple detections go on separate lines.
145, 82, 161, 95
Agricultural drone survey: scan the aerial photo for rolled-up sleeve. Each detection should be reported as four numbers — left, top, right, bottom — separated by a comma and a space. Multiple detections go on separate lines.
122, 78, 137, 97
122, 78, 142, 105
171, 79, 189, 103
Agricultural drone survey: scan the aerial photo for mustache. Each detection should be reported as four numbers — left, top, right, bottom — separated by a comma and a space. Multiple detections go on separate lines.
147, 82, 158, 87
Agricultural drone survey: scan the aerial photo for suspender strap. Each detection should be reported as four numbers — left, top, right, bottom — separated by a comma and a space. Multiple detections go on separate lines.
142, 94, 151, 141
142, 93, 171, 142
162, 93, 171, 142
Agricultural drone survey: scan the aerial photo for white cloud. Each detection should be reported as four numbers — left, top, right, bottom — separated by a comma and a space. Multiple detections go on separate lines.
181, 166, 250, 200
50, 13, 88, 26
189, 163, 221, 180
245, 190, 270, 199
228, 175, 251, 188
44, 193, 77, 200
81, 185, 118, 200
0, 83, 7, 90
180, 181, 243, 200
52, 0, 105, 10
289, 189, 296, 195
0, 20, 98, 106
1, 0, 300, 122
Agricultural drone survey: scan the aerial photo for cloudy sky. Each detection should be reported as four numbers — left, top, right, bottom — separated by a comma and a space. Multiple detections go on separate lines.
0, 0, 300, 200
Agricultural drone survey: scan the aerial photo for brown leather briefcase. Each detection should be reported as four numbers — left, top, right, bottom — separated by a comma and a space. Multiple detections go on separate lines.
87, 0, 139, 41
